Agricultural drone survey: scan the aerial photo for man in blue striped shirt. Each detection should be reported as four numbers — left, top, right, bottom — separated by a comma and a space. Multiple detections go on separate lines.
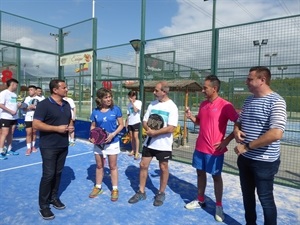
233, 66, 286, 225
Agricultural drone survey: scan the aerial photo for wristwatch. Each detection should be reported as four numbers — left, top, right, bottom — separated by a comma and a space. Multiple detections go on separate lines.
245, 142, 253, 150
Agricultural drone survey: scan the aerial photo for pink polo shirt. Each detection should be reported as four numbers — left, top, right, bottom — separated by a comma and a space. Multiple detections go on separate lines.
195, 97, 239, 155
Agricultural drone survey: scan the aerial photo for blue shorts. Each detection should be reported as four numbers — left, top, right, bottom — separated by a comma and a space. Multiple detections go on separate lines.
192, 150, 224, 175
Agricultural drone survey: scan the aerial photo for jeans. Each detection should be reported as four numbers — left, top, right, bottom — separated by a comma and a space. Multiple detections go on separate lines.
39, 147, 68, 209
237, 155, 280, 225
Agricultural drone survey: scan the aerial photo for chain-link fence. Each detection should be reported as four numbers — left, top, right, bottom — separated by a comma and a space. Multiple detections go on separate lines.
0, 11, 299, 188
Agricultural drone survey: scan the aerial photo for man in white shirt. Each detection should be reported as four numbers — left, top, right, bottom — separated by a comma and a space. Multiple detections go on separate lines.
63, 96, 76, 146
0, 78, 23, 159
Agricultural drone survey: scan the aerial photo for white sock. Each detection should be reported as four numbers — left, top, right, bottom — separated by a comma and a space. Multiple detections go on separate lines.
32, 141, 36, 147
7, 145, 12, 152
112, 186, 118, 190
95, 184, 102, 189
27, 143, 31, 149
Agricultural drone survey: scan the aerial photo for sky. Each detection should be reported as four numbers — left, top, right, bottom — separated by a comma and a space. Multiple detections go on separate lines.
1, 0, 299, 47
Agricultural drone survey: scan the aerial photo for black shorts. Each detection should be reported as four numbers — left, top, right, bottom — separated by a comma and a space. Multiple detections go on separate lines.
128, 123, 140, 132
142, 146, 172, 162
0, 119, 17, 128
25, 121, 33, 128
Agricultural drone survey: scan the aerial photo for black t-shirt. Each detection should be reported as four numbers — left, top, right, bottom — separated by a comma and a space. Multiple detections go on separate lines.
34, 97, 71, 148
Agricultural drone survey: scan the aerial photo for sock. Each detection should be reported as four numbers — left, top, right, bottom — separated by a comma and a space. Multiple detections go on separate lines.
27, 143, 31, 149
197, 195, 205, 203
112, 186, 118, 190
7, 145, 12, 152
216, 201, 222, 206
0, 148, 3, 154
32, 141, 36, 147
95, 184, 102, 189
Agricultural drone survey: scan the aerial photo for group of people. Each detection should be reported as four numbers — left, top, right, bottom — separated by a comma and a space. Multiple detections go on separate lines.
1, 66, 286, 225
85, 66, 286, 225
0, 79, 45, 160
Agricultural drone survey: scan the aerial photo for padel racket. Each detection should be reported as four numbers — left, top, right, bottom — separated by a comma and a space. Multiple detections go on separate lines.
90, 127, 108, 149
146, 114, 164, 146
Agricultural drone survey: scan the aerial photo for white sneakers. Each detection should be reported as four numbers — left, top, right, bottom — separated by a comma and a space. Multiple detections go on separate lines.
215, 206, 225, 222
185, 200, 225, 222
185, 200, 206, 209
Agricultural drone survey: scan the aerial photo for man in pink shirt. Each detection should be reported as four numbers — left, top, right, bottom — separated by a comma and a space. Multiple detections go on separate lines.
185, 75, 239, 222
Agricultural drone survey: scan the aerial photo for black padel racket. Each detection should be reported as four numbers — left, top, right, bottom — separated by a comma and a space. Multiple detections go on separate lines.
90, 127, 108, 149
146, 114, 164, 146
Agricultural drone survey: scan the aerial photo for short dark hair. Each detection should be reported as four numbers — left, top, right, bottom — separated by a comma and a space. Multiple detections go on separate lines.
36, 87, 42, 90
249, 66, 271, 85
49, 79, 65, 94
205, 75, 220, 92
28, 85, 37, 89
6, 78, 19, 87
128, 90, 138, 98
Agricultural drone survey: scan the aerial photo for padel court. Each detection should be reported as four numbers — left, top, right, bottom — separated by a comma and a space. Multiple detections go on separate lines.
0, 138, 299, 225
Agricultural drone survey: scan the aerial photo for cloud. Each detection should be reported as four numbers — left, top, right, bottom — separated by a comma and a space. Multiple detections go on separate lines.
160, 0, 299, 36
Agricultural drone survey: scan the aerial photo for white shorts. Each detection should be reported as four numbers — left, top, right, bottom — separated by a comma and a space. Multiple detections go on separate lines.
93, 141, 120, 157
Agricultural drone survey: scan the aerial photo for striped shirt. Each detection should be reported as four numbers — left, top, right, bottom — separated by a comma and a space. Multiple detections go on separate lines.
238, 92, 286, 162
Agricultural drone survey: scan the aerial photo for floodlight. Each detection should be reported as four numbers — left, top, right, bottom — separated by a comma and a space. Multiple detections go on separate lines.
129, 39, 141, 53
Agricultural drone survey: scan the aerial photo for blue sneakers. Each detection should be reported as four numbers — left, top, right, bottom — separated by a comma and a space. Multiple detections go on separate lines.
6, 150, 19, 156
0, 153, 7, 160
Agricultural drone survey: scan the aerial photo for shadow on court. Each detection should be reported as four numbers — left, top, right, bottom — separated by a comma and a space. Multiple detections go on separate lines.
0, 139, 298, 225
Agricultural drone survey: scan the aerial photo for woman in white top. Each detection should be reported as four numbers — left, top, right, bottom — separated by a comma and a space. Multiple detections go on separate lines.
126, 91, 142, 159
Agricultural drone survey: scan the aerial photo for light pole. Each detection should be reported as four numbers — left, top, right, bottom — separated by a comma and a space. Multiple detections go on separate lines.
264, 52, 278, 69
23, 63, 26, 85
129, 39, 141, 78
278, 66, 287, 79
50, 32, 70, 76
253, 39, 268, 66
204, 0, 217, 75
36, 65, 40, 77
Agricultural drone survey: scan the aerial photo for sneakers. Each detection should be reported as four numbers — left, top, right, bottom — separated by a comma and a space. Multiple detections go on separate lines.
0, 153, 7, 160
6, 150, 19, 155
39, 208, 55, 220
153, 192, 165, 206
89, 186, 104, 198
50, 199, 66, 210
25, 148, 32, 156
32, 147, 38, 153
128, 190, 146, 204
69, 141, 75, 146
111, 189, 119, 202
215, 206, 225, 222
185, 199, 206, 209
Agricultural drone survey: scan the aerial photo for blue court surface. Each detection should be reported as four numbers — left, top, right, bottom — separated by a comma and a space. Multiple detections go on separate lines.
0, 138, 299, 225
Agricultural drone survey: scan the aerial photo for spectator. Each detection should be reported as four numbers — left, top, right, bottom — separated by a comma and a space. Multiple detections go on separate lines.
23, 85, 39, 155
63, 96, 76, 146
0, 78, 22, 159
126, 90, 142, 159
